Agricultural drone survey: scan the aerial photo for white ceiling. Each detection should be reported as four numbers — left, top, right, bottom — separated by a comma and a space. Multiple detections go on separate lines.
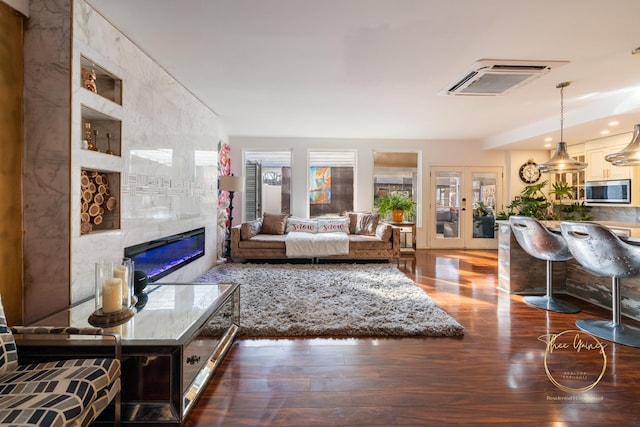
86, 0, 640, 150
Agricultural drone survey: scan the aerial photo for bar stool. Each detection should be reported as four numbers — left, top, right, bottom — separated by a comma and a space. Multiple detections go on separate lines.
509, 216, 580, 313
561, 221, 640, 347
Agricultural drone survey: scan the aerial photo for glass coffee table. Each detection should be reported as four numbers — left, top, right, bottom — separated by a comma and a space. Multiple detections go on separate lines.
17, 282, 240, 426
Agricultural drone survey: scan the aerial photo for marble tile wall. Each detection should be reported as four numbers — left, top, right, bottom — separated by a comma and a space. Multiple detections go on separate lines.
589, 205, 640, 223
23, 0, 220, 320
23, 0, 73, 322
71, 0, 219, 303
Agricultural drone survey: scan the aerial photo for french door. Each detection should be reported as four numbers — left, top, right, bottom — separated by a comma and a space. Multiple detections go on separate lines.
429, 166, 502, 249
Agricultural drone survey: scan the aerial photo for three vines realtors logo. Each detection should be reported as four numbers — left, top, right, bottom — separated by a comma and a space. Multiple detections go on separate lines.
538, 330, 607, 397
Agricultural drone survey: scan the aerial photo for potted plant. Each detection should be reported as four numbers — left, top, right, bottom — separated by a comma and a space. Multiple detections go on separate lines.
496, 180, 592, 221
377, 193, 416, 222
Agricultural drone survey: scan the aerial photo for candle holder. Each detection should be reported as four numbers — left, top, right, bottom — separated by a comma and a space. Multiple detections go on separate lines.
89, 257, 136, 327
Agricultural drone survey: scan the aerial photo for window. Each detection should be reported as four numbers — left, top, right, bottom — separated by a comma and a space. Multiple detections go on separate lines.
308, 151, 355, 217
244, 151, 292, 220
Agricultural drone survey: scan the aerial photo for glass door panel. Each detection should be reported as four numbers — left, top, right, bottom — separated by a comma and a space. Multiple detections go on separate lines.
430, 166, 502, 249
430, 168, 463, 249
471, 171, 497, 240
434, 171, 461, 240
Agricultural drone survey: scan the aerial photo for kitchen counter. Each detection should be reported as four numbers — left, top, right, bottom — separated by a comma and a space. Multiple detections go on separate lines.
541, 220, 640, 243
497, 220, 640, 322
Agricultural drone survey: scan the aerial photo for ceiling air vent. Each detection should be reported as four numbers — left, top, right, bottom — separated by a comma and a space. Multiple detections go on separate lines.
441, 59, 568, 96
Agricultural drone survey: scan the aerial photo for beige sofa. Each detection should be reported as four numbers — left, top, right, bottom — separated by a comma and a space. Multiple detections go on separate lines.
230, 214, 400, 262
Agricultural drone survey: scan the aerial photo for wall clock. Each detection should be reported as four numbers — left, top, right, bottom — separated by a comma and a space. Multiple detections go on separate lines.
519, 159, 541, 184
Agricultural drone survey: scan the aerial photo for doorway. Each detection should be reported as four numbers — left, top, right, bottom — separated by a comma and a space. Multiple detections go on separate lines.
429, 166, 502, 249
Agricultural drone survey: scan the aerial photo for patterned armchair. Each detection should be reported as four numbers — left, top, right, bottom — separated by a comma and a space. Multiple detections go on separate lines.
0, 294, 121, 426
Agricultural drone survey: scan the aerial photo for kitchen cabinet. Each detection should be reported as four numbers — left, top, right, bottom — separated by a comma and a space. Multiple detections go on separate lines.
584, 132, 639, 182
586, 144, 631, 181
583, 132, 640, 205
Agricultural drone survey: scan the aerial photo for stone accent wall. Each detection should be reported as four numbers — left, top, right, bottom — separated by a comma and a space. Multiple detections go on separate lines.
22, 0, 219, 322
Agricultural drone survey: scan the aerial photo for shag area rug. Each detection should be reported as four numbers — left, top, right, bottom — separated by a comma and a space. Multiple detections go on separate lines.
196, 263, 464, 337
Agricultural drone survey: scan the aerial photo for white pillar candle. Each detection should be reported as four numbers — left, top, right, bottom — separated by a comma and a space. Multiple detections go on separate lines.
113, 265, 130, 303
102, 278, 122, 313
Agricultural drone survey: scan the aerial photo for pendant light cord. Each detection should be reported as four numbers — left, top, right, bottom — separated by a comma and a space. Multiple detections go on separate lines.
557, 82, 569, 142
560, 85, 564, 142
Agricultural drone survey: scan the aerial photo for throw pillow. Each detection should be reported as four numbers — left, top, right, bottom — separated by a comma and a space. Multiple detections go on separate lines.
317, 217, 350, 233
355, 213, 379, 236
241, 218, 263, 240
346, 211, 372, 234
345, 211, 371, 234
376, 223, 393, 241
261, 212, 289, 235
286, 217, 318, 233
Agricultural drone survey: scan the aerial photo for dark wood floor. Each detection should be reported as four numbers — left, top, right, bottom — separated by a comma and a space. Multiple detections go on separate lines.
185, 250, 640, 426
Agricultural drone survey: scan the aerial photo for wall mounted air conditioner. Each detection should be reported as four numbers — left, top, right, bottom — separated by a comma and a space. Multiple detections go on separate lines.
441, 59, 568, 96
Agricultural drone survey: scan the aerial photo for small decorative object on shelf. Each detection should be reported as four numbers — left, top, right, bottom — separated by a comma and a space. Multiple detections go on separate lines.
80, 170, 117, 234
106, 132, 113, 155
84, 122, 96, 151
93, 129, 100, 152
81, 67, 98, 93
89, 257, 136, 327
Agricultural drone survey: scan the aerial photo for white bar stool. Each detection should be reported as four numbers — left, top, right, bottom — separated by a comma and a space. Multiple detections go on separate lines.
509, 216, 580, 313
561, 221, 640, 348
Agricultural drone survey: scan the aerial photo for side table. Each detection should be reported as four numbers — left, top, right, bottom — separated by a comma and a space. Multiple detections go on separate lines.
384, 221, 416, 271
16, 282, 239, 426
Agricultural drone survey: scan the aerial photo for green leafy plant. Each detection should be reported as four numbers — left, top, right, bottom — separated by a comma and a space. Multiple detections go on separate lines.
496, 181, 553, 220
549, 181, 574, 201
496, 180, 592, 221
557, 201, 593, 221
474, 201, 494, 217
377, 193, 416, 219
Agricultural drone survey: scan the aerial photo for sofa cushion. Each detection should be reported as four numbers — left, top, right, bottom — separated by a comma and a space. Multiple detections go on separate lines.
317, 217, 350, 233
286, 217, 318, 233
261, 213, 289, 235
241, 218, 263, 240
354, 213, 379, 236
348, 234, 392, 249
376, 223, 393, 241
239, 234, 287, 249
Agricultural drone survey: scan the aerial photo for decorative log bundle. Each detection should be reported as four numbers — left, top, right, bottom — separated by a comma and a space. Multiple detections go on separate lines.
80, 170, 117, 234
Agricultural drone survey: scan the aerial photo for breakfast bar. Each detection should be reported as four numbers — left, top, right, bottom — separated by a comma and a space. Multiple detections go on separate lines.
497, 220, 640, 321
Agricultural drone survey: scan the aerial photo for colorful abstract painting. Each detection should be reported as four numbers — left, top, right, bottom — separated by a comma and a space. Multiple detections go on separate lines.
309, 167, 331, 204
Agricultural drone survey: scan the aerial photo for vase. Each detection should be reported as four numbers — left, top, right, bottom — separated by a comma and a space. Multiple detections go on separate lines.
391, 209, 404, 222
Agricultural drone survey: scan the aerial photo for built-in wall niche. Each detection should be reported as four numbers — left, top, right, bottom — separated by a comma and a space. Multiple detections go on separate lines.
80, 56, 122, 105
81, 105, 122, 155
80, 169, 120, 235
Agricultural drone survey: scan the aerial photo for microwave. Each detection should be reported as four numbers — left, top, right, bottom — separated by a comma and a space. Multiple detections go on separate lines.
585, 179, 631, 204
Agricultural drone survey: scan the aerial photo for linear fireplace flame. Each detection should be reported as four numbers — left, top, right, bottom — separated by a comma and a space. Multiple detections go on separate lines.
124, 228, 205, 283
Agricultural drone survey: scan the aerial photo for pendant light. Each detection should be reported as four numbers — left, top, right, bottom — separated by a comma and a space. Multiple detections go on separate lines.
604, 124, 640, 166
537, 82, 588, 174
